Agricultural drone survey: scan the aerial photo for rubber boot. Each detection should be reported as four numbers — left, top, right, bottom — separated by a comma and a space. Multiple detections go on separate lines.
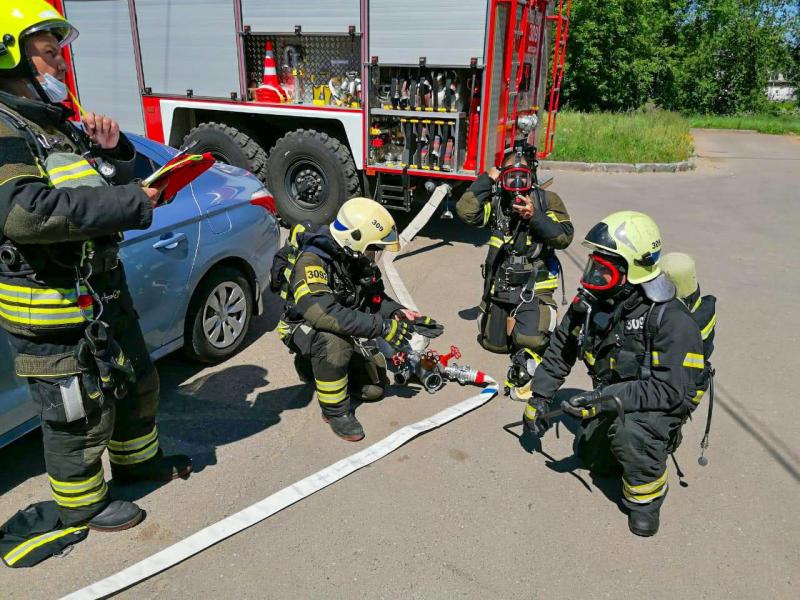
628, 505, 660, 537
87, 500, 145, 532
323, 413, 365, 442
113, 452, 192, 484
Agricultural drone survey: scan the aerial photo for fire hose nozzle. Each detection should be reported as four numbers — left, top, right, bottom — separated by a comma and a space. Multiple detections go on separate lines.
442, 364, 483, 386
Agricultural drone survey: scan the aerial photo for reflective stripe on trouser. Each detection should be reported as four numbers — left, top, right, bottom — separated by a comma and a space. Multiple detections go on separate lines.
310, 332, 354, 417
576, 410, 683, 513
38, 385, 115, 526
109, 367, 161, 472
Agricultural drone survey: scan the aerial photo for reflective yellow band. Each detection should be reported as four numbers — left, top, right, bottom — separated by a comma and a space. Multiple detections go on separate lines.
315, 377, 348, 392
52, 482, 108, 508
584, 352, 596, 366
290, 224, 306, 247
48, 468, 104, 494
384, 320, 398, 341
524, 404, 538, 419
691, 389, 705, 405
534, 279, 558, 291
50, 168, 101, 186
482, 202, 491, 226
317, 389, 348, 404
0, 305, 87, 326
488, 236, 503, 249
108, 426, 158, 453
682, 353, 705, 369
580, 406, 598, 419
524, 349, 542, 364
3, 526, 88, 566
623, 471, 668, 504
701, 314, 717, 340
46, 159, 92, 175
546, 210, 570, 224
651, 351, 660, 366
108, 439, 159, 466
691, 297, 702, 313
610, 357, 617, 370
283, 267, 292, 281
623, 471, 667, 495
293, 282, 311, 303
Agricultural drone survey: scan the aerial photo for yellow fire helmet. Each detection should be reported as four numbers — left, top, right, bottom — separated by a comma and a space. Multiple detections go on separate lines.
583, 210, 675, 302
0, 0, 78, 77
661, 252, 699, 300
330, 197, 400, 254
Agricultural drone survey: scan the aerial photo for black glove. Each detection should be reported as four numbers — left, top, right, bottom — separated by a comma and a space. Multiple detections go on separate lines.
413, 316, 444, 338
522, 396, 551, 437
560, 389, 615, 420
382, 318, 415, 351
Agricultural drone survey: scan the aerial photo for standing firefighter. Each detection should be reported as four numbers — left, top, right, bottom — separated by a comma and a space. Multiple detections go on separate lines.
279, 197, 443, 441
0, 1, 190, 547
522, 212, 704, 537
455, 142, 573, 381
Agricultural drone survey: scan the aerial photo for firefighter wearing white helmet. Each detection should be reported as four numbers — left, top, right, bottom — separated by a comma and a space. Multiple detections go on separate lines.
521, 211, 705, 537
279, 198, 444, 441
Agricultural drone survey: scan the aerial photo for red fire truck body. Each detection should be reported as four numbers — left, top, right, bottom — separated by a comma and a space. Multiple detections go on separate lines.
49, 0, 569, 224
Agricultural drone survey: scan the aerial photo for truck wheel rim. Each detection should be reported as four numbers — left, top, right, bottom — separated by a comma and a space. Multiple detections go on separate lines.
285, 158, 328, 208
202, 282, 247, 349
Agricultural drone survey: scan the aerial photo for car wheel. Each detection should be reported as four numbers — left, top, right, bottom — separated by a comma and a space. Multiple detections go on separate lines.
182, 122, 268, 183
266, 128, 360, 227
184, 267, 253, 363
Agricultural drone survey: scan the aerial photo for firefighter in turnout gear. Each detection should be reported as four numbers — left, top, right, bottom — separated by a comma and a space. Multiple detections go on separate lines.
279, 197, 444, 441
0, 1, 190, 541
521, 212, 705, 537
455, 142, 573, 381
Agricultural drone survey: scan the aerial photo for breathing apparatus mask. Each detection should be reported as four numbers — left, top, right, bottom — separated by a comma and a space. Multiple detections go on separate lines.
580, 252, 629, 300
499, 140, 536, 196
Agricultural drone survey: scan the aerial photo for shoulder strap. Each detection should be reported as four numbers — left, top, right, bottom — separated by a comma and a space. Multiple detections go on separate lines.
0, 106, 47, 163
640, 302, 668, 380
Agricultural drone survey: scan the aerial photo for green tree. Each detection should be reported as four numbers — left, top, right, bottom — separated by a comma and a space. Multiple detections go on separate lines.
674, 0, 796, 114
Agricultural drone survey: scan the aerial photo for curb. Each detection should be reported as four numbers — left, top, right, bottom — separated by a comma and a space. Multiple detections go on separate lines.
540, 157, 696, 173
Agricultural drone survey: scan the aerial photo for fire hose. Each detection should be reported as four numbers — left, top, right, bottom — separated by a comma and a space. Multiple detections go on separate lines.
62, 182, 499, 599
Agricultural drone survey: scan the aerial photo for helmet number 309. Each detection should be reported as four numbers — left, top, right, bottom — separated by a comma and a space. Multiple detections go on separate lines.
372, 219, 384, 232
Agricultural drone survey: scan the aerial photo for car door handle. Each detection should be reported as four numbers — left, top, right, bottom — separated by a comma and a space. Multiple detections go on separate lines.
152, 232, 187, 250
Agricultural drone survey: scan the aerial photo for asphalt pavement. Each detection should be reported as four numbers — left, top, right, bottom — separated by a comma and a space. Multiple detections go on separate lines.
1, 129, 798, 599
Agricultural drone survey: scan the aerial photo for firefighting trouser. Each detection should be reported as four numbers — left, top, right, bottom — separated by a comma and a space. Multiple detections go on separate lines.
9, 270, 161, 526
479, 291, 557, 357
288, 326, 387, 418
575, 410, 684, 514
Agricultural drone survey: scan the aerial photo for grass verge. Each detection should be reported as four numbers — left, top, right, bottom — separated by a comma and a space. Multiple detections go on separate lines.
686, 113, 800, 135
547, 110, 693, 164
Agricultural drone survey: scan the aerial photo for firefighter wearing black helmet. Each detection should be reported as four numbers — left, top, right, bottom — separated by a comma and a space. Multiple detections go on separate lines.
456, 143, 573, 391
0, 0, 190, 543
521, 212, 705, 537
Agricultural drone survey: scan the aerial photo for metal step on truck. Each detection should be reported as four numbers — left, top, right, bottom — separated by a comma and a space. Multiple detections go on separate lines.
50, 0, 570, 226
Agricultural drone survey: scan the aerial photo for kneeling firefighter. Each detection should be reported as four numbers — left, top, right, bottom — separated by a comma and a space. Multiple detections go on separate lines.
455, 141, 573, 372
278, 197, 444, 441
521, 212, 705, 537
0, 1, 190, 562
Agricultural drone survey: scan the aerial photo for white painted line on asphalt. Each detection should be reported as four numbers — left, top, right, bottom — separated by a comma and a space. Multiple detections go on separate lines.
61, 385, 498, 600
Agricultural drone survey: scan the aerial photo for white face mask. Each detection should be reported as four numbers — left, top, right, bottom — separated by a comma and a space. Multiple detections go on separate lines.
39, 72, 68, 103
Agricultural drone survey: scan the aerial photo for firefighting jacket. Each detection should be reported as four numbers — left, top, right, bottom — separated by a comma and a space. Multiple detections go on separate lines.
288, 227, 404, 339
531, 287, 705, 414
456, 172, 573, 294
0, 91, 152, 338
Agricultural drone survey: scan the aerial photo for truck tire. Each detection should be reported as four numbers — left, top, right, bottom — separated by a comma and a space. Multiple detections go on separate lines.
182, 122, 268, 183
267, 129, 360, 226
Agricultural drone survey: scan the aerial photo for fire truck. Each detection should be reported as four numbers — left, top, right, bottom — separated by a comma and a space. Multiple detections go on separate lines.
49, 0, 570, 226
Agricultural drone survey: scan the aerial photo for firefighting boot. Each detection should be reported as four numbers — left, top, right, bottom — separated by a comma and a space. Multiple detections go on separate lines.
112, 452, 193, 485
628, 505, 661, 537
87, 500, 145, 533
323, 413, 365, 442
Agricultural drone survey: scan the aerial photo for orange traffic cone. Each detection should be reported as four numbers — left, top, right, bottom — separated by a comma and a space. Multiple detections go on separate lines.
254, 41, 289, 103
